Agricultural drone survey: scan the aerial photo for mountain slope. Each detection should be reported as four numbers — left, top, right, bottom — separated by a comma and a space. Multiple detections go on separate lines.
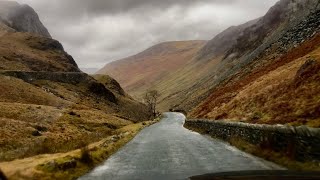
168, 0, 320, 112
0, 32, 79, 71
97, 40, 206, 98
0, 3, 151, 164
188, 0, 320, 126
191, 33, 320, 127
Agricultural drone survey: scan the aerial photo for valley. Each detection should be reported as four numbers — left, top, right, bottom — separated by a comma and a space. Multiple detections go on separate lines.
100, 0, 320, 127
0, 0, 319, 179
98, 40, 206, 101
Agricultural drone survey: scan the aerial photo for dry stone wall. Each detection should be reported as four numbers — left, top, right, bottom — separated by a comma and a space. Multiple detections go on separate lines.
185, 119, 320, 162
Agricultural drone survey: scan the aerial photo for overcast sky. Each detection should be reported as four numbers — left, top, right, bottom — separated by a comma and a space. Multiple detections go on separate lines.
14, 0, 278, 69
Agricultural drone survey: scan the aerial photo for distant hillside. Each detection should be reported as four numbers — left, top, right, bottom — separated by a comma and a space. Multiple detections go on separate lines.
81, 67, 99, 74
98, 40, 206, 98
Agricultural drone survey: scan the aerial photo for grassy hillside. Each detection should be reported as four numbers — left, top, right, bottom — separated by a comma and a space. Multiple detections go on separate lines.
0, 72, 151, 161
0, 32, 79, 72
191, 34, 320, 127
98, 40, 206, 100
0, 31, 151, 179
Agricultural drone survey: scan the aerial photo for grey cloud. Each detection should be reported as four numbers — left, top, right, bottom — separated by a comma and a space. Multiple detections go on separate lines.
14, 0, 279, 69
22, 0, 237, 17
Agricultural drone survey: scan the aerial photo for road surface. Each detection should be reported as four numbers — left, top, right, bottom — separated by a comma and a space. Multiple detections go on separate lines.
80, 113, 282, 180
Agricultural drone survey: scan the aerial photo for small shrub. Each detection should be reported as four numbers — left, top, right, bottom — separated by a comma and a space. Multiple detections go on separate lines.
249, 112, 263, 121
215, 113, 228, 120
34, 125, 48, 132
68, 111, 81, 117
68, 111, 77, 116
80, 145, 93, 165
0, 169, 7, 180
31, 130, 42, 136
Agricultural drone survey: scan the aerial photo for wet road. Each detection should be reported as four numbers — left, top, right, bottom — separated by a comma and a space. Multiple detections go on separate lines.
80, 112, 282, 180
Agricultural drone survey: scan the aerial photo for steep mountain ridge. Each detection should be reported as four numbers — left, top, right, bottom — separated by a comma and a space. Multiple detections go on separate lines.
190, 1, 320, 126
162, 0, 320, 112
222, 0, 319, 62
0, 0, 51, 38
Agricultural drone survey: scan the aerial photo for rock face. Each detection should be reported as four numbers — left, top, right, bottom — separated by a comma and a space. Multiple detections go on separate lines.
0, 1, 51, 38
196, 18, 259, 61
221, 0, 320, 62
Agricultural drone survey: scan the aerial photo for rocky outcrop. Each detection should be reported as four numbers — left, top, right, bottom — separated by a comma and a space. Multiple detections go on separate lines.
93, 74, 126, 96
223, 0, 319, 60
256, 9, 320, 60
0, 1, 51, 38
196, 18, 259, 61
88, 82, 117, 103
185, 119, 320, 162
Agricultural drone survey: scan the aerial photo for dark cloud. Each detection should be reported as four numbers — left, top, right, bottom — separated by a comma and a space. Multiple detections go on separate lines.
14, 0, 279, 69
19, 0, 236, 17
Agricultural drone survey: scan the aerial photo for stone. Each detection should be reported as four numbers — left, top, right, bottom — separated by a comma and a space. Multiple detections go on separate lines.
185, 119, 320, 161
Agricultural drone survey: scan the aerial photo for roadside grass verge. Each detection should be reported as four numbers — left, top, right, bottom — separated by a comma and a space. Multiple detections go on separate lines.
228, 137, 320, 171
0, 120, 157, 180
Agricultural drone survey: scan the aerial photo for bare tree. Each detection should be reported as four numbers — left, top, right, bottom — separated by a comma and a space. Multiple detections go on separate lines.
144, 90, 160, 118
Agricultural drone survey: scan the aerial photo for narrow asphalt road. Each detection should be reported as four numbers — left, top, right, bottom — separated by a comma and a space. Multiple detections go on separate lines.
80, 113, 282, 180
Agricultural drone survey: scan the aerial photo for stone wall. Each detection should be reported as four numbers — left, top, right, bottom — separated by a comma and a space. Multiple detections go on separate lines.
185, 119, 320, 162
0, 71, 89, 84
0, 71, 117, 103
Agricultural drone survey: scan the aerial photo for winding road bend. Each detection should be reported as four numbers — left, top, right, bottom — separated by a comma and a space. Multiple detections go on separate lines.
80, 112, 282, 180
